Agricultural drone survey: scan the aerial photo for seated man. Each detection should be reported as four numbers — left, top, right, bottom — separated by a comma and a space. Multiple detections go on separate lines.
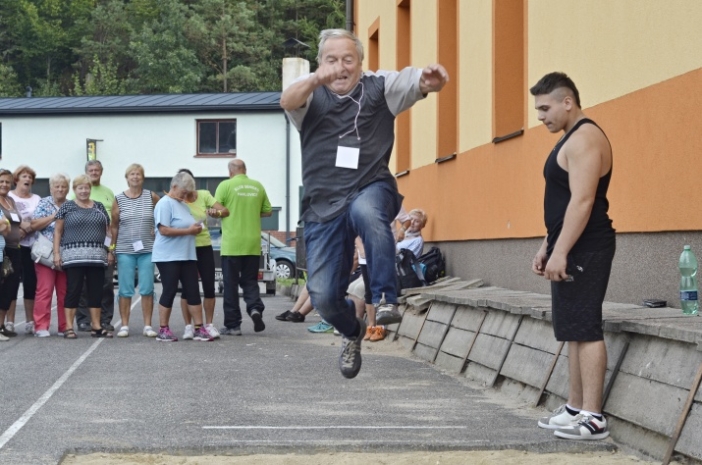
396, 208, 427, 258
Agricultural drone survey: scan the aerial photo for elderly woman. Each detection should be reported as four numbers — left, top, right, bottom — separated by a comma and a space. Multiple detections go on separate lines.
177, 169, 229, 341
152, 172, 212, 342
0, 168, 23, 338
110, 164, 160, 338
396, 208, 427, 258
30, 173, 70, 337
0, 209, 8, 341
53, 174, 113, 339
7, 165, 42, 334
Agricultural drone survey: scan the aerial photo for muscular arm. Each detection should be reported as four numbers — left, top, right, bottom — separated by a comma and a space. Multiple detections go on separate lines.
544, 128, 606, 281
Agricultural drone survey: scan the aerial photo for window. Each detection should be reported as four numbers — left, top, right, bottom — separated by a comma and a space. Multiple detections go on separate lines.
197, 119, 236, 156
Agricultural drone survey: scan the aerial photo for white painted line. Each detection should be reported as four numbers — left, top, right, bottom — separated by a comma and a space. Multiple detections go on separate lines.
0, 338, 105, 450
203, 426, 468, 430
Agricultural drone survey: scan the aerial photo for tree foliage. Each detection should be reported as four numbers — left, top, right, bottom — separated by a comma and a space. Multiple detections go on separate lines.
0, 0, 345, 97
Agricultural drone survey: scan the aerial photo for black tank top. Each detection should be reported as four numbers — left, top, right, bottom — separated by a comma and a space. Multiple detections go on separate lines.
543, 118, 615, 255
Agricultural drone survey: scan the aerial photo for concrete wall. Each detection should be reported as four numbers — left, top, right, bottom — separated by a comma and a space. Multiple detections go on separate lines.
435, 231, 702, 308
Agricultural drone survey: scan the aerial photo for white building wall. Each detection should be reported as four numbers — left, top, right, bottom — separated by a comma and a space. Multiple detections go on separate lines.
0, 111, 301, 231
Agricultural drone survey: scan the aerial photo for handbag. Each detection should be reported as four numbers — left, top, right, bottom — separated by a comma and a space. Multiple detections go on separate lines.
30, 233, 55, 269
1, 255, 13, 278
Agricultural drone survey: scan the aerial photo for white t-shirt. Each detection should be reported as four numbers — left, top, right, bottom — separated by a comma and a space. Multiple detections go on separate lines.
8, 191, 41, 247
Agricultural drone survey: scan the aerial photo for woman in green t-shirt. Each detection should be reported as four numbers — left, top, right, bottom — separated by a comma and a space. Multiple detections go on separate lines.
177, 169, 229, 340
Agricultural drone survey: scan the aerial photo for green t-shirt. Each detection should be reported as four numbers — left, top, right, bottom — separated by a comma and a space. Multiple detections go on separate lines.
69, 183, 115, 217
186, 189, 216, 247
215, 174, 272, 256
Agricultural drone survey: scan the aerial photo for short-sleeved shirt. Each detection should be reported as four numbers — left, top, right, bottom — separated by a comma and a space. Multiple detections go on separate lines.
32, 196, 61, 242
185, 190, 216, 247
55, 200, 110, 268
396, 232, 424, 258
215, 175, 272, 256
8, 192, 40, 247
69, 183, 115, 217
152, 195, 196, 262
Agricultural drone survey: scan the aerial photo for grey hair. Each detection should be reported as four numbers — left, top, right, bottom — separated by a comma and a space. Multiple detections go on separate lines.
170, 172, 195, 191
228, 158, 246, 173
49, 173, 70, 188
317, 29, 364, 63
85, 159, 103, 173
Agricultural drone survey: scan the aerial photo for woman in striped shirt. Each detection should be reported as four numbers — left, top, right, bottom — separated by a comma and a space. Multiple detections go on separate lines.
110, 164, 160, 338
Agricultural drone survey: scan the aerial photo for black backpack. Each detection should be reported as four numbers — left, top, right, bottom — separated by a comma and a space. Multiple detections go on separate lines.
417, 247, 446, 284
395, 248, 426, 290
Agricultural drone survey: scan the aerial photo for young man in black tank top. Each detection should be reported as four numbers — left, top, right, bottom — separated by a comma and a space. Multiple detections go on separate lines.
530, 72, 615, 441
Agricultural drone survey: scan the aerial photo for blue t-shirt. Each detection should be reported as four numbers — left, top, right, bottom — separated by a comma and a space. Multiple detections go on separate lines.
152, 196, 196, 262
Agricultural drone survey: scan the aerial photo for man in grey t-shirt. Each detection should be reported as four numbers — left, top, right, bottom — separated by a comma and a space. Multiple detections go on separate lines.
281, 29, 448, 379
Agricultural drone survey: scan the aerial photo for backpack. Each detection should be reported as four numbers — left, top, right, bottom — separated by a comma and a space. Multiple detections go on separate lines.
417, 247, 446, 284
395, 248, 426, 290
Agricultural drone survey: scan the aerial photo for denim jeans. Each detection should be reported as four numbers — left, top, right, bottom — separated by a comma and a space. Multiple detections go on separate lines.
222, 255, 264, 329
304, 181, 400, 337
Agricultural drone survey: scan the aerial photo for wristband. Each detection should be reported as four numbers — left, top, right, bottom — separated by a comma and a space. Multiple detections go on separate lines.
108, 244, 116, 251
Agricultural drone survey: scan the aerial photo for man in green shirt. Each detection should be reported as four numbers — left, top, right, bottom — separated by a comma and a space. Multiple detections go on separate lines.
216, 159, 272, 335
71, 160, 116, 332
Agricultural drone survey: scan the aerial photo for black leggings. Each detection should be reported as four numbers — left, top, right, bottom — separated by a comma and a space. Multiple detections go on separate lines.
156, 261, 201, 308
0, 246, 22, 310
20, 245, 37, 299
65, 266, 104, 308
181, 245, 215, 300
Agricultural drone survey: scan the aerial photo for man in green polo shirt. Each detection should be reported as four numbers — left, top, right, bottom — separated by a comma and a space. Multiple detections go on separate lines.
216, 159, 272, 335
70, 160, 116, 332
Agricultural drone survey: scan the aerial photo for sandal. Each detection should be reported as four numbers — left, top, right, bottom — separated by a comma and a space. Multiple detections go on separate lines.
64, 329, 77, 339
91, 328, 113, 338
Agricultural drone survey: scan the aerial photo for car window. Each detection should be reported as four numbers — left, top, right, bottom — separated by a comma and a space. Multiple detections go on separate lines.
261, 232, 287, 248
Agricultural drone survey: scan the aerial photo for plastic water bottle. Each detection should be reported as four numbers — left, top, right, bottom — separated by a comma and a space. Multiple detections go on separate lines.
679, 245, 699, 316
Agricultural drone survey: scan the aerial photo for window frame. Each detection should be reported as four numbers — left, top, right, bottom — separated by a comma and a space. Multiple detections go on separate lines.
195, 119, 237, 158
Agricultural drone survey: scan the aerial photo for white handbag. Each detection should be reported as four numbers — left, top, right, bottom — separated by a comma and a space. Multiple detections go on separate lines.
30, 233, 55, 269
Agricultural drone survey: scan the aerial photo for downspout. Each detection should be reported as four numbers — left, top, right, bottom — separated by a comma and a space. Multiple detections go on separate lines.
345, 0, 353, 32
285, 113, 291, 244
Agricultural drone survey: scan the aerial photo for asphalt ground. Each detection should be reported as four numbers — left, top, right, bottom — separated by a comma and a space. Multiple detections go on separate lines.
0, 283, 615, 464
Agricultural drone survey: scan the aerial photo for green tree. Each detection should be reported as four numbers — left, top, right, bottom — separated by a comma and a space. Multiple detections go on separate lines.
73, 55, 127, 95
0, 64, 22, 97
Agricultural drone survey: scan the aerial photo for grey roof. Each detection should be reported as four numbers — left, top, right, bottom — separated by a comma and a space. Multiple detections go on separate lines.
0, 92, 282, 115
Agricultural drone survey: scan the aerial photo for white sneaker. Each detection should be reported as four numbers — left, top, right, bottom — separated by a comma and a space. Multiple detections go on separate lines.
25, 321, 35, 335
6, 322, 14, 332
537, 404, 579, 430
34, 330, 50, 338
554, 413, 610, 440
205, 324, 220, 339
142, 326, 157, 337
183, 324, 194, 340
117, 326, 129, 338
0, 332, 8, 341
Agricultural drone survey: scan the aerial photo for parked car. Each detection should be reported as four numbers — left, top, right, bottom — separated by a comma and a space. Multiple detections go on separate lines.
263, 233, 297, 279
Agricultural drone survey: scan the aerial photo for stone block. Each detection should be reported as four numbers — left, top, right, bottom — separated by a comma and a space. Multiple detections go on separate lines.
397, 312, 425, 340
440, 327, 476, 359
413, 342, 436, 362
545, 355, 570, 400
500, 343, 555, 389
605, 371, 687, 436
480, 311, 521, 339
497, 377, 540, 405
451, 306, 486, 331
464, 362, 497, 387
435, 351, 466, 373
426, 301, 456, 324
607, 416, 669, 462
467, 333, 511, 370
513, 317, 560, 353
618, 336, 702, 390
416, 320, 446, 350
603, 331, 631, 372
677, 401, 702, 460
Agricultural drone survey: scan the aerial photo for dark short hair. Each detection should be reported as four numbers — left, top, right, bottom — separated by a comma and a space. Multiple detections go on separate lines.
529, 72, 581, 108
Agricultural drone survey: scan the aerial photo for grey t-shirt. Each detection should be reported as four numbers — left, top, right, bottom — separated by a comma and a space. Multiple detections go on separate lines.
286, 68, 424, 223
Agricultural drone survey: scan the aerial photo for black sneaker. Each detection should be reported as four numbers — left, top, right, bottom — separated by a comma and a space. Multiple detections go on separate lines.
77, 323, 91, 332
286, 312, 305, 323
102, 323, 115, 332
339, 318, 366, 379
0, 325, 17, 338
251, 311, 265, 332
275, 310, 292, 321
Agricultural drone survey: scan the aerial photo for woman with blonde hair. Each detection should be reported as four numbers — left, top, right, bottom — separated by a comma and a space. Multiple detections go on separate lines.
110, 163, 160, 338
53, 174, 113, 339
30, 173, 71, 337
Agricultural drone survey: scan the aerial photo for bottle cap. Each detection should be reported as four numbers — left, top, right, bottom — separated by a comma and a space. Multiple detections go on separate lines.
684, 245, 691, 250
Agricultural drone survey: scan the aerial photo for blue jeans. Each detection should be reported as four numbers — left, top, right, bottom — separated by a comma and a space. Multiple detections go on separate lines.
116, 253, 154, 298
304, 181, 400, 337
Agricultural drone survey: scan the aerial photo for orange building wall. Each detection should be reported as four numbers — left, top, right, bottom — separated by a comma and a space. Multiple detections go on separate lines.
398, 68, 702, 242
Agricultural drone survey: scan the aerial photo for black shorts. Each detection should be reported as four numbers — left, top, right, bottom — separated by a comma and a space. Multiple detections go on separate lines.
550, 245, 615, 342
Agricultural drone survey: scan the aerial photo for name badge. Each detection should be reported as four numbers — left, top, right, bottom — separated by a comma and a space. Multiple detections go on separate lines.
133, 240, 144, 252
104, 236, 112, 247
335, 135, 361, 170
10, 213, 20, 222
